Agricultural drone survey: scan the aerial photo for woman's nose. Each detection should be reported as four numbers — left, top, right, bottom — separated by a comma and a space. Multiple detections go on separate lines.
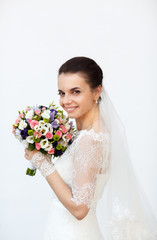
63, 95, 72, 105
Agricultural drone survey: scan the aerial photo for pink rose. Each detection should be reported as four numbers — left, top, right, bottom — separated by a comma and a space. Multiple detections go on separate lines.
48, 148, 55, 154
28, 119, 32, 124
19, 113, 24, 118
55, 130, 62, 138
66, 133, 72, 140
46, 132, 53, 139
15, 119, 19, 125
35, 110, 41, 115
35, 142, 41, 150
30, 120, 39, 129
12, 126, 15, 134
60, 125, 67, 133
34, 131, 41, 138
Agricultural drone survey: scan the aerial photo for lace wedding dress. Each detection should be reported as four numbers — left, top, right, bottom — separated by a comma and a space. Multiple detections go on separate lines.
43, 128, 111, 240
30, 87, 157, 240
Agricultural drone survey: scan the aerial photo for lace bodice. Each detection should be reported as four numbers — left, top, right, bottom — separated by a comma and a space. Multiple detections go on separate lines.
42, 128, 157, 240
53, 128, 111, 211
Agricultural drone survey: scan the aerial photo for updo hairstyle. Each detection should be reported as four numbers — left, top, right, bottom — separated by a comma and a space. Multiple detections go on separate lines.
58, 56, 103, 101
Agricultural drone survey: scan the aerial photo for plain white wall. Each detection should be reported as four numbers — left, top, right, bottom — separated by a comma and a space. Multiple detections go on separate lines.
0, 0, 157, 239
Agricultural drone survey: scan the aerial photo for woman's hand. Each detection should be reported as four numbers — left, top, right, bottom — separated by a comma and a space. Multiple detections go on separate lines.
24, 148, 39, 160
24, 148, 56, 178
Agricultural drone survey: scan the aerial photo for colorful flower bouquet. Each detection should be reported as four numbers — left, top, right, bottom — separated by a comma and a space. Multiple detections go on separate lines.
12, 102, 76, 176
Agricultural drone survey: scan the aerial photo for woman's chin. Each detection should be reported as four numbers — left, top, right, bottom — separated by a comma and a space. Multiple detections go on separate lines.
67, 113, 77, 119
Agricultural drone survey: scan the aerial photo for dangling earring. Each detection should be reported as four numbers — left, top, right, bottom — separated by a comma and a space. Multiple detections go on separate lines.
95, 99, 98, 104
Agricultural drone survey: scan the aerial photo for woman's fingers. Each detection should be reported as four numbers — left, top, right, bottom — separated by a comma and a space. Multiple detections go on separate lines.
24, 148, 31, 160
24, 148, 38, 160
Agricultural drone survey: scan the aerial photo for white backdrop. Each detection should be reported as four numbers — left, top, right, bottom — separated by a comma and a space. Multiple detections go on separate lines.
0, 0, 157, 239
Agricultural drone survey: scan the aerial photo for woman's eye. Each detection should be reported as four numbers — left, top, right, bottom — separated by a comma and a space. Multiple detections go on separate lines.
58, 92, 64, 96
73, 90, 80, 94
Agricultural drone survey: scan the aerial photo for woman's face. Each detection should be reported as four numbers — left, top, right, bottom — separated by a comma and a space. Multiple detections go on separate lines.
58, 72, 99, 121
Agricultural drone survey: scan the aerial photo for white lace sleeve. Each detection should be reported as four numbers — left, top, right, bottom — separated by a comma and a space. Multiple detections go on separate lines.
30, 152, 56, 178
70, 133, 105, 208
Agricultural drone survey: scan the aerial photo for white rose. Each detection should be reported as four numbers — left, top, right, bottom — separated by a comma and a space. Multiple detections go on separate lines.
45, 123, 53, 132
64, 122, 70, 131
60, 116, 67, 124
45, 143, 52, 151
34, 125, 40, 131
26, 136, 34, 143
25, 110, 34, 119
40, 126, 48, 135
19, 120, 27, 130
41, 110, 50, 119
40, 139, 49, 149
39, 120, 45, 127
21, 140, 29, 148
55, 119, 60, 124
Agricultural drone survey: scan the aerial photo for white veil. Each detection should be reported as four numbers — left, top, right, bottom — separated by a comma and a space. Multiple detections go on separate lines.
96, 86, 157, 240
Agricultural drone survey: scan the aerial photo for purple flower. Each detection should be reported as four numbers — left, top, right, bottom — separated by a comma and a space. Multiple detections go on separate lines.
21, 129, 28, 139
52, 141, 58, 148
39, 105, 47, 110
50, 109, 58, 122
51, 120, 59, 129
55, 149, 63, 156
69, 121, 74, 130
15, 129, 21, 136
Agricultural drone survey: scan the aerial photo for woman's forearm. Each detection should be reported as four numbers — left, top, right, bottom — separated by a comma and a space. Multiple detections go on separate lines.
24, 149, 89, 219
46, 170, 89, 220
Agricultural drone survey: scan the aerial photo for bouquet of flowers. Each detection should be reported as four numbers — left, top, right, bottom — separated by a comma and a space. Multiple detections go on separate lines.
12, 102, 76, 176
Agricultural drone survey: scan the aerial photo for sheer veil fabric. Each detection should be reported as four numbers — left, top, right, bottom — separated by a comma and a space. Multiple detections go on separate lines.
96, 86, 157, 240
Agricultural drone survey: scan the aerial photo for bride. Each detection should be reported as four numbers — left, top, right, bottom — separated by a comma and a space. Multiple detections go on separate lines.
24, 56, 157, 240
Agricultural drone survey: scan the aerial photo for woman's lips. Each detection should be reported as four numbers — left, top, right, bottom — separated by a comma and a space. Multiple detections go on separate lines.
64, 106, 78, 113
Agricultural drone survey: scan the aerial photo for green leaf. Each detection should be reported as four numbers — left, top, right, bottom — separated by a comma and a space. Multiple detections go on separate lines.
40, 149, 47, 154
28, 143, 35, 151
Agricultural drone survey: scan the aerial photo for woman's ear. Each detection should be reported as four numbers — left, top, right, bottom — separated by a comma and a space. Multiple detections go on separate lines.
93, 85, 102, 101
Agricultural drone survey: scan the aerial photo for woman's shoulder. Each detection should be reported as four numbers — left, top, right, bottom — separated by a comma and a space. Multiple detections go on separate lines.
75, 128, 110, 144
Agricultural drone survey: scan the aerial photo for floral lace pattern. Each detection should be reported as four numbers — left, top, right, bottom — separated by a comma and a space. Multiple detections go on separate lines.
108, 197, 157, 240
70, 130, 111, 208
30, 152, 56, 177
43, 128, 157, 239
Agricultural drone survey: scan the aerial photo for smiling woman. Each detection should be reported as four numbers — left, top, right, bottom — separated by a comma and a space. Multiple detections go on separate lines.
58, 72, 101, 130
24, 56, 157, 240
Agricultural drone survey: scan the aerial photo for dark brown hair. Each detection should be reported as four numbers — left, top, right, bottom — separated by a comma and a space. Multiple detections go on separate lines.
58, 56, 103, 90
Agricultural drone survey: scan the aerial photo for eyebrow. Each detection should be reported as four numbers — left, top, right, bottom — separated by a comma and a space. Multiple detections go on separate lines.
58, 87, 81, 92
